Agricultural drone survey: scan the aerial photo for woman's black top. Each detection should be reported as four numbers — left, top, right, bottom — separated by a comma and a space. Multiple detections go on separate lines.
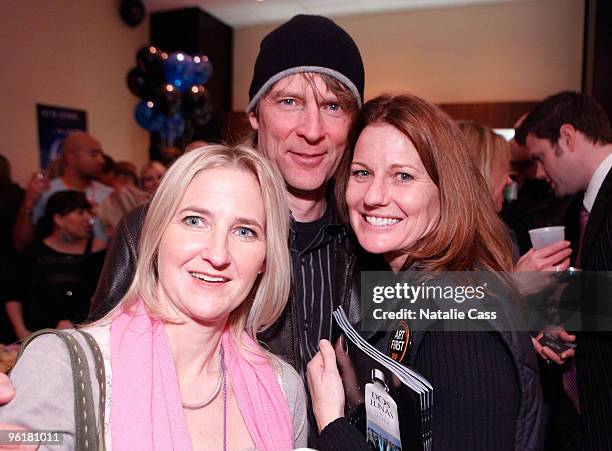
319, 330, 521, 451
13, 241, 106, 331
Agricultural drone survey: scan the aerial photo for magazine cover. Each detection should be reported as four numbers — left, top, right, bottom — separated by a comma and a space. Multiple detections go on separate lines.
332, 308, 433, 451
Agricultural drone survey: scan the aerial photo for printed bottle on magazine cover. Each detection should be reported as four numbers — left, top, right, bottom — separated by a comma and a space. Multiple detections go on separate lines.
365, 368, 402, 451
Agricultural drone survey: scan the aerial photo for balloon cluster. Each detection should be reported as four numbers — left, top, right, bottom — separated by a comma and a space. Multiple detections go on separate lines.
128, 46, 213, 144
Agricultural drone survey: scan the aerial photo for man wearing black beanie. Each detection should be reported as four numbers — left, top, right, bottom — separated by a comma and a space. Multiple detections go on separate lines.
246, 14, 364, 374
65, 14, 364, 372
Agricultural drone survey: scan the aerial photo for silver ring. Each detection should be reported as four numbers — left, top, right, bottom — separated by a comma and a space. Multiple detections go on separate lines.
555, 265, 560, 273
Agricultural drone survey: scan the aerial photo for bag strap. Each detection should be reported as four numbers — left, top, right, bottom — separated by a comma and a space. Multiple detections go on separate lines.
77, 330, 107, 451
16, 329, 101, 450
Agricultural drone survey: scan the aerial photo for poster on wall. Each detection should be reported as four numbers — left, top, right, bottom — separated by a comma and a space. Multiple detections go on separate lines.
36, 104, 87, 170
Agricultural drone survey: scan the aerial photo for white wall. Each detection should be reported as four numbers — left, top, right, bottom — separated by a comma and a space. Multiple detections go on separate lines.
0, 0, 151, 185
233, 0, 584, 110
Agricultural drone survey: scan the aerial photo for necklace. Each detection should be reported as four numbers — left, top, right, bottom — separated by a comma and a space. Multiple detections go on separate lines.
222, 346, 227, 451
182, 345, 225, 410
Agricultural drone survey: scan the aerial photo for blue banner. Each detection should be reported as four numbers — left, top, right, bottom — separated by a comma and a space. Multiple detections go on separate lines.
36, 104, 87, 170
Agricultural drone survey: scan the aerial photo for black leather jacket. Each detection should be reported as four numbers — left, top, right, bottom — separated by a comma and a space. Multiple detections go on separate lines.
261, 231, 360, 370
89, 205, 147, 322
89, 204, 362, 372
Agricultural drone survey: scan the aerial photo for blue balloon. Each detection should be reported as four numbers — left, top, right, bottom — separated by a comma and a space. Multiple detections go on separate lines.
164, 52, 194, 92
159, 112, 185, 141
134, 100, 161, 131
192, 55, 213, 85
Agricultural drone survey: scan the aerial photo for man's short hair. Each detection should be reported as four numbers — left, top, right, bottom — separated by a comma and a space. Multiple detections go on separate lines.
515, 91, 612, 146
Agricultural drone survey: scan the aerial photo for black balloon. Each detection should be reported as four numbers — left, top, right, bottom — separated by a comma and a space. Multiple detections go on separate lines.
126, 68, 153, 98
137, 46, 166, 82
157, 84, 182, 117
120, 0, 145, 27
190, 100, 213, 127
182, 85, 211, 116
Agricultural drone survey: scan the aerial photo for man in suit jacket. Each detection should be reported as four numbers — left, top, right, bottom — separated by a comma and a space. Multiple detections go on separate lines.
516, 91, 612, 450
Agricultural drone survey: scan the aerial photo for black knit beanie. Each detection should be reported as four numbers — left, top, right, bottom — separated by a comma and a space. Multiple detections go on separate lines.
247, 15, 364, 113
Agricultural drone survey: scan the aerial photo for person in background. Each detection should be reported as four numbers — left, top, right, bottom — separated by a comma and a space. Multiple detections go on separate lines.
97, 185, 150, 237
0, 155, 24, 344
114, 161, 139, 188
0, 154, 23, 266
140, 160, 166, 194
44, 156, 65, 179
5, 191, 106, 339
459, 121, 572, 273
503, 115, 581, 258
308, 94, 543, 451
12, 132, 113, 250
159, 145, 182, 167
0, 146, 307, 450
99, 157, 139, 189
516, 91, 612, 451
98, 154, 117, 187
11, 171, 50, 251
185, 140, 209, 152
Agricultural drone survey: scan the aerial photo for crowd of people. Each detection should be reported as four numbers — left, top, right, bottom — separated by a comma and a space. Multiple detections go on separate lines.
1, 13, 611, 451
0, 132, 168, 344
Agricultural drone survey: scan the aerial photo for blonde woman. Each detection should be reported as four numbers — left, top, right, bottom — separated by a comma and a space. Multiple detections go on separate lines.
140, 160, 166, 194
0, 145, 307, 450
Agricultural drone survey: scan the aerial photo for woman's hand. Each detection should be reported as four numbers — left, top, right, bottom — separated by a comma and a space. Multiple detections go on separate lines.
514, 241, 572, 294
516, 240, 572, 272
306, 339, 345, 433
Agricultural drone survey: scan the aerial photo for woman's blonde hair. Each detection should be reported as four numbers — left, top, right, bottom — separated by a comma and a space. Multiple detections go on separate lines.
458, 121, 511, 197
113, 144, 291, 344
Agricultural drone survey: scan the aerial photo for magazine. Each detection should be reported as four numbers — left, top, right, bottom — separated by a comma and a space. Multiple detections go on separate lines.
332, 307, 433, 451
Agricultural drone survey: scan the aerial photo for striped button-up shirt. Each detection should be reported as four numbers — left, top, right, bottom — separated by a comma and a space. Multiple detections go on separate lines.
290, 203, 346, 367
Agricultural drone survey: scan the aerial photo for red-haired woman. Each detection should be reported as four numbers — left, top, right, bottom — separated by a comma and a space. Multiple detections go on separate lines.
308, 95, 543, 451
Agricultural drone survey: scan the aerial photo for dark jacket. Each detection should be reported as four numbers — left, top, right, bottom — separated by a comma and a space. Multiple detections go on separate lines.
574, 167, 612, 451
335, 255, 545, 451
89, 204, 362, 371
88, 205, 147, 322
260, 232, 359, 369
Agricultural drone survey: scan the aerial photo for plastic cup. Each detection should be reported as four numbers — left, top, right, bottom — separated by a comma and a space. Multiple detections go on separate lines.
528, 226, 565, 250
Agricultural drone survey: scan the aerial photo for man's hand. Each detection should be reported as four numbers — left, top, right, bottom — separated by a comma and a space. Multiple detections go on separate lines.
532, 326, 576, 365
306, 339, 345, 433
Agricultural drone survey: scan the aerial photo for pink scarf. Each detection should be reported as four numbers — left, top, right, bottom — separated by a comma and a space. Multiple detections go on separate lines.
110, 301, 294, 451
